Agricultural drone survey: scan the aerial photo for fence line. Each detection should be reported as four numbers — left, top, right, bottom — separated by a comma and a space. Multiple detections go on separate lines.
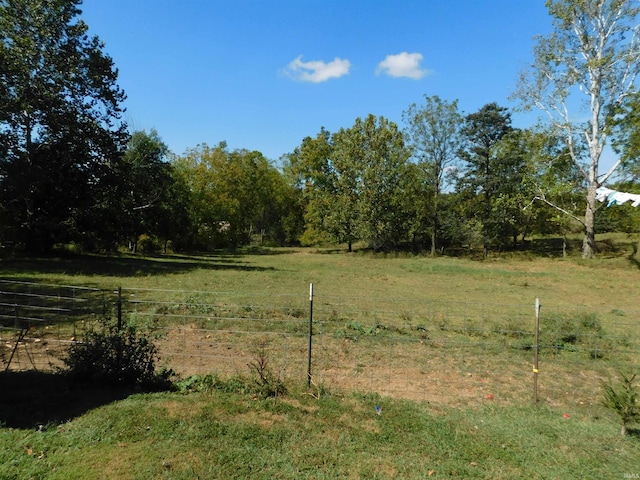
1, 279, 638, 412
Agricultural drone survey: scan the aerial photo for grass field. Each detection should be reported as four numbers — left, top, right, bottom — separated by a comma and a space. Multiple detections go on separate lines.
1, 236, 639, 478
2, 235, 639, 312
1, 377, 639, 479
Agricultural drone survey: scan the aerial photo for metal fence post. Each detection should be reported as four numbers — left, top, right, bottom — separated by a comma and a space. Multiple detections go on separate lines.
307, 283, 314, 387
533, 298, 540, 406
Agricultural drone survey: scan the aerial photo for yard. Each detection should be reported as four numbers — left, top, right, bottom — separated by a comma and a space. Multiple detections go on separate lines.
1, 238, 639, 478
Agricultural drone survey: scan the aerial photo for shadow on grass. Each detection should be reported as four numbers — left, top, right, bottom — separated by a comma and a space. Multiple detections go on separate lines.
527, 237, 570, 257
0, 251, 277, 278
627, 241, 640, 270
623, 427, 640, 439
0, 371, 146, 429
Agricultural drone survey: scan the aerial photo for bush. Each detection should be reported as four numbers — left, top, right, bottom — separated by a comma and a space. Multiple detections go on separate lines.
138, 234, 161, 254
601, 372, 640, 436
63, 320, 173, 389
539, 312, 610, 358
175, 373, 253, 395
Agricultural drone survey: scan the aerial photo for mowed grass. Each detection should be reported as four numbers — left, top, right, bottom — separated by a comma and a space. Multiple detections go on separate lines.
2, 234, 640, 313
1, 236, 640, 478
2, 235, 640, 338
1, 385, 639, 480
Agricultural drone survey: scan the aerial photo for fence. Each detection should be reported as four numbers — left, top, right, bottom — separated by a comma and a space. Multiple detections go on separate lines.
0, 279, 107, 372
1, 279, 638, 412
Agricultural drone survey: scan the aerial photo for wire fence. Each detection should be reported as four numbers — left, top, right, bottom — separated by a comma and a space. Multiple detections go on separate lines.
1, 279, 638, 412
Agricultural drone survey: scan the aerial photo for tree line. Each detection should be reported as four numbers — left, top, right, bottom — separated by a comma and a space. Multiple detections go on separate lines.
1, 0, 639, 257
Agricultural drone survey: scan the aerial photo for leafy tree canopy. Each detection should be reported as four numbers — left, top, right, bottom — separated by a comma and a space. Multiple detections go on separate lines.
0, 0, 128, 252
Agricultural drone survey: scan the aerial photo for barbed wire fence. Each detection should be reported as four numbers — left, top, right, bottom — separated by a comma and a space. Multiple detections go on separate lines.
1, 279, 638, 412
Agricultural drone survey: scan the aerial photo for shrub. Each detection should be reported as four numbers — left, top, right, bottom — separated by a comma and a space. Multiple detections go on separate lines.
138, 234, 161, 254
601, 372, 640, 436
63, 320, 173, 389
175, 373, 254, 395
248, 344, 287, 399
175, 374, 220, 394
539, 312, 611, 358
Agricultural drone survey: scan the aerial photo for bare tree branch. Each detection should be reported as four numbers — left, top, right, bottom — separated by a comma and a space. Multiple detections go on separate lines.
533, 194, 586, 227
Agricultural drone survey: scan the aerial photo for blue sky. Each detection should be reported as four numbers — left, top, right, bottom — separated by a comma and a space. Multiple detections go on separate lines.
80, 0, 554, 162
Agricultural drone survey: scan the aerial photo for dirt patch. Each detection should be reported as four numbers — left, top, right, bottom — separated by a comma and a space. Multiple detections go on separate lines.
151, 326, 615, 411
1, 330, 70, 372
2, 322, 626, 414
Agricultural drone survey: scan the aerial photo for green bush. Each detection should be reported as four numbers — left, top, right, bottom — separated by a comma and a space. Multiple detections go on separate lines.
539, 312, 611, 358
601, 372, 640, 436
175, 374, 220, 394
138, 234, 161, 254
63, 320, 173, 389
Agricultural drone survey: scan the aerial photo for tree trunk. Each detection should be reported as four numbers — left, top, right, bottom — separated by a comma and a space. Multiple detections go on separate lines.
431, 193, 439, 257
430, 229, 436, 257
582, 184, 597, 258
483, 187, 490, 259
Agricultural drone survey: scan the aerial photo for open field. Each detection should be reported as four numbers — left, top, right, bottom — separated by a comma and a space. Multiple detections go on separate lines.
1, 237, 640, 478
2, 237, 639, 403
1, 234, 640, 312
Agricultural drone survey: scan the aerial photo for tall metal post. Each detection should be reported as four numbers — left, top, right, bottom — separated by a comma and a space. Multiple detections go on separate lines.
117, 286, 123, 332
307, 283, 314, 387
534, 298, 540, 406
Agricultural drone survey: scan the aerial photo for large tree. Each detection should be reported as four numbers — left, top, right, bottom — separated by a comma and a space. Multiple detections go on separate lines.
120, 129, 172, 252
291, 115, 410, 252
174, 142, 294, 250
403, 96, 463, 255
490, 128, 554, 247
515, 0, 640, 258
175, 142, 246, 249
457, 103, 513, 257
0, 0, 128, 252
521, 127, 586, 255
343, 115, 410, 251
612, 91, 640, 181
293, 126, 361, 251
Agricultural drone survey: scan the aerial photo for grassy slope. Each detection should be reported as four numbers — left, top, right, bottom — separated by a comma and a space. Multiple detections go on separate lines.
1, 388, 638, 480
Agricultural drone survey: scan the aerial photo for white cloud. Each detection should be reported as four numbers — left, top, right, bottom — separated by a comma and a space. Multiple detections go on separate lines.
284, 55, 351, 83
376, 52, 430, 79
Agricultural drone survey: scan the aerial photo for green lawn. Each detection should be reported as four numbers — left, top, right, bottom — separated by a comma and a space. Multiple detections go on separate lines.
1, 381, 638, 479
2, 236, 640, 314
